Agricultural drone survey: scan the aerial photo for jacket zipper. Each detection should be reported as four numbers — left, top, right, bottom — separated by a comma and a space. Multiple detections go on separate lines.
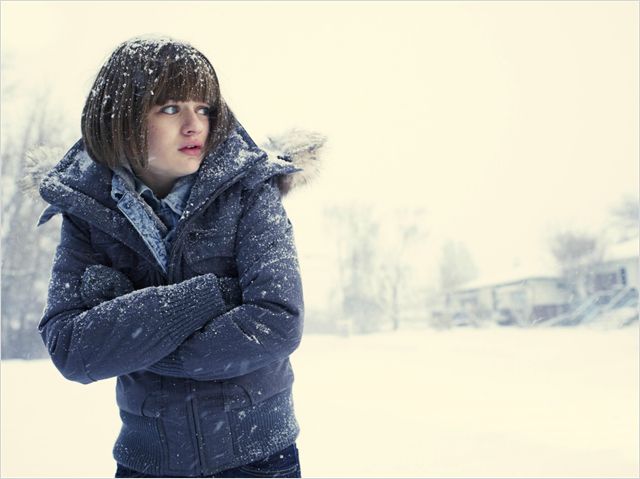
186, 380, 207, 473
168, 170, 248, 475
167, 170, 248, 283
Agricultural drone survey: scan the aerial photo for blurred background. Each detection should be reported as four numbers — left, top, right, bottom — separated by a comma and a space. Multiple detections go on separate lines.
2, 1, 637, 354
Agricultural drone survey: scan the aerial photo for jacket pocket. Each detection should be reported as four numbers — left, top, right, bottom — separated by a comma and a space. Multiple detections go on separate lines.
116, 373, 162, 418
229, 360, 295, 406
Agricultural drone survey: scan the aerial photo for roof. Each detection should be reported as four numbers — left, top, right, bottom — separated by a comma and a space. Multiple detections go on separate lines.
454, 258, 559, 292
454, 275, 562, 293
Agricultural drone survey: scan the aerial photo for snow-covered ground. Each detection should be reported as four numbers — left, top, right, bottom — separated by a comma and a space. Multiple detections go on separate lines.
2, 328, 638, 478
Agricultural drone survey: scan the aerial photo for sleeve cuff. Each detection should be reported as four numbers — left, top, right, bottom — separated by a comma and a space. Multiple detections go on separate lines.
161, 273, 226, 346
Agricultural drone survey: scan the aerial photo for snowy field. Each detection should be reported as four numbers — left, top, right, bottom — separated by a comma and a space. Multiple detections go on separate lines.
2, 328, 638, 478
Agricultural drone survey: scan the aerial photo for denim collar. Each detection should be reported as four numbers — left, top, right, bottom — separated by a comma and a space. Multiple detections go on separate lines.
110, 166, 196, 220
109, 166, 197, 273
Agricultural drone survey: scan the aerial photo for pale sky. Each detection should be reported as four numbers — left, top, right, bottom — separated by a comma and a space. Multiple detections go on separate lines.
2, 1, 638, 301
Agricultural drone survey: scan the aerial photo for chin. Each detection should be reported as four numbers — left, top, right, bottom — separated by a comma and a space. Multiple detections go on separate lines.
182, 160, 202, 175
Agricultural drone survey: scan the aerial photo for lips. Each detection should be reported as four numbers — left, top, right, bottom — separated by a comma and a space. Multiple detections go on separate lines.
179, 143, 203, 157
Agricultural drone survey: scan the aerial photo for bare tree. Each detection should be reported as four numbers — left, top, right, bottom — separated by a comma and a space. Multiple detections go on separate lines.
548, 229, 605, 298
324, 204, 384, 334
1, 92, 73, 359
609, 194, 639, 242
376, 208, 428, 331
438, 240, 478, 293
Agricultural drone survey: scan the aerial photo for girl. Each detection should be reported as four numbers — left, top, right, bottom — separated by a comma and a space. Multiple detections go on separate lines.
37, 35, 314, 478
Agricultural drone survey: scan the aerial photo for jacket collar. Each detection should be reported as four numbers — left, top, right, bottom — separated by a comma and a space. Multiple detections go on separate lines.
184, 119, 266, 219
38, 141, 159, 265
111, 166, 196, 223
38, 119, 299, 248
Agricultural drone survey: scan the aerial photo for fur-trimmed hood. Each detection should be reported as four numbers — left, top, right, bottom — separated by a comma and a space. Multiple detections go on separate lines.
262, 128, 325, 196
24, 123, 325, 202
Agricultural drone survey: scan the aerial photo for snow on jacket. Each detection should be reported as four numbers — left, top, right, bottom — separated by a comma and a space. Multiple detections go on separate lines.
37, 119, 308, 476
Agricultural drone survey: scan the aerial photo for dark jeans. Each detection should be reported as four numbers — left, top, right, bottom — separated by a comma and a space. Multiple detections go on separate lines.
115, 443, 301, 478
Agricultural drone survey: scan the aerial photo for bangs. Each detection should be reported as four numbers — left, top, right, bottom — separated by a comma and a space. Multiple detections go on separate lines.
152, 52, 217, 106
82, 36, 234, 170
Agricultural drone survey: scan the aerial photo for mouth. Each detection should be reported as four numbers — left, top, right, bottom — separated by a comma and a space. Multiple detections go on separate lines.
179, 143, 203, 157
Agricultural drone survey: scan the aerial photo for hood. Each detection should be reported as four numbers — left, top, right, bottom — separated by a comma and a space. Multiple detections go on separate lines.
34, 120, 324, 229
263, 128, 325, 196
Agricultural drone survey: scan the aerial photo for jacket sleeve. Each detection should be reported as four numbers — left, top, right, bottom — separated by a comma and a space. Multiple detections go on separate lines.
39, 213, 227, 384
146, 178, 304, 380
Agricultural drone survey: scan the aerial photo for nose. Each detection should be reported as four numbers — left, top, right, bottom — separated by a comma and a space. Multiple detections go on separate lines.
181, 108, 205, 136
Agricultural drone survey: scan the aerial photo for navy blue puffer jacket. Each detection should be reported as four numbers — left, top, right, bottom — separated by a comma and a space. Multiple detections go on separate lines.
37, 120, 305, 476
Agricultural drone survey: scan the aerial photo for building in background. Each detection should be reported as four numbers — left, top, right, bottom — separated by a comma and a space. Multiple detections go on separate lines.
576, 239, 639, 296
432, 238, 639, 328
434, 275, 571, 327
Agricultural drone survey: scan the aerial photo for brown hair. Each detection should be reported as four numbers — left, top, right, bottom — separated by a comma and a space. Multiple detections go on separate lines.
81, 35, 234, 169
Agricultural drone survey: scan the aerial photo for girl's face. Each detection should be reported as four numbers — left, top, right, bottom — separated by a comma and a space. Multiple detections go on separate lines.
136, 100, 210, 195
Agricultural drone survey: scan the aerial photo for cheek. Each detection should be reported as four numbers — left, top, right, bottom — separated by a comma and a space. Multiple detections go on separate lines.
146, 127, 161, 153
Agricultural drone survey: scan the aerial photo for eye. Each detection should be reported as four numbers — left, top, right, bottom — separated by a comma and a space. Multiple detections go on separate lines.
160, 105, 179, 115
197, 105, 211, 116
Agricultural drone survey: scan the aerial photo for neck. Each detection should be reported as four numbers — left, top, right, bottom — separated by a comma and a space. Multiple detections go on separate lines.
135, 170, 175, 199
